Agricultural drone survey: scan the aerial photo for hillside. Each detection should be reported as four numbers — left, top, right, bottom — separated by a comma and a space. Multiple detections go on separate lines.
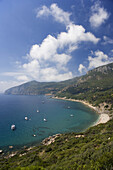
4, 78, 79, 95
56, 63, 113, 108
1, 119, 113, 169
5, 62, 113, 109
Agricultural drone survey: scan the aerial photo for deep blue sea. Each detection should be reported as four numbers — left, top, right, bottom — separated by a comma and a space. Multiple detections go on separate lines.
0, 94, 99, 151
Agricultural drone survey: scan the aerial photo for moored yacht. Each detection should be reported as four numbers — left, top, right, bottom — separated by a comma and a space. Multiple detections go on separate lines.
25, 117, 28, 120
70, 114, 74, 117
11, 124, 16, 130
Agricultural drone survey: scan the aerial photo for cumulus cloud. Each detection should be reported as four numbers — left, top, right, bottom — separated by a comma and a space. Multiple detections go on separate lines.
36, 3, 72, 26
16, 75, 29, 81
78, 64, 87, 73
0, 80, 26, 92
88, 50, 113, 69
1, 72, 28, 80
103, 36, 113, 45
22, 23, 99, 81
2, 3, 100, 86
89, 1, 109, 28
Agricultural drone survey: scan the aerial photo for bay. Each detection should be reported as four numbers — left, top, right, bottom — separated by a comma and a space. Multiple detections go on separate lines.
0, 94, 98, 150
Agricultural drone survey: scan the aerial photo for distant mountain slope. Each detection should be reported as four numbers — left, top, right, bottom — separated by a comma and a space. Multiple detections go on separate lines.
5, 62, 113, 108
4, 78, 79, 95
57, 63, 113, 107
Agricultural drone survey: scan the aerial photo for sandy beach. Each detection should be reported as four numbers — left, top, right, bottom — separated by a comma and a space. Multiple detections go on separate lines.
53, 96, 110, 126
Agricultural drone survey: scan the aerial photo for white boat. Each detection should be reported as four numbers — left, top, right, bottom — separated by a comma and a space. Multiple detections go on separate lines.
0, 150, 3, 154
25, 117, 28, 120
37, 110, 40, 113
68, 106, 70, 109
11, 124, 16, 130
70, 114, 74, 117
43, 118, 47, 122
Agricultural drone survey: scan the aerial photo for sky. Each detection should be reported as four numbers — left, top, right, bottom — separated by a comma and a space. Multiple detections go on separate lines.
0, 0, 113, 92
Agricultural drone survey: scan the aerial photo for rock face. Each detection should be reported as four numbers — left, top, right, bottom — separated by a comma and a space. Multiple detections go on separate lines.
87, 64, 113, 75
42, 134, 61, 146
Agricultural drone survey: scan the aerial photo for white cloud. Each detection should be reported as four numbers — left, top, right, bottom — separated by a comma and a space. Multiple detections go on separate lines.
22, 23, 99, 82
88, 50, 113, 69
58, 24, 100, 48
40, 67, 73, 82
16, 75, 29, 81
78, 64, 87, 73
0, 81, 26, 92
36, 3, 72, 26
2, 3, 100, 87
89, 1, 109, 28
103, 36, 113, 44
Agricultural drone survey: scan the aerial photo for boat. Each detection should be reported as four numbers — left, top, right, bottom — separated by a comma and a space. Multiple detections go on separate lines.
68, 106, 70, 109
42, 101, 45, 104
37, 110, 40, 113
70, 114, 74, 117
0, 150, 3, 154
11, 124, 16, 130
43, 118, 47, 122
25, 117, 28, 120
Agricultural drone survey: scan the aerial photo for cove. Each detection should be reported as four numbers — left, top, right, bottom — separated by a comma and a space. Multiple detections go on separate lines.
0, 94, 99, 150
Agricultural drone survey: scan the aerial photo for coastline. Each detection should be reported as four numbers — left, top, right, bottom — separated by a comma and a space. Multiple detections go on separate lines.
53, 96, 110, 126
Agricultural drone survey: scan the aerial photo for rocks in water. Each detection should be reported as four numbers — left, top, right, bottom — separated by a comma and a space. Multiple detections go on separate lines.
9, 146, 13, 149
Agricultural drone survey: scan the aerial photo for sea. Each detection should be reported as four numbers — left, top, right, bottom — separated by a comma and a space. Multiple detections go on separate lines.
0, 94, 99, 152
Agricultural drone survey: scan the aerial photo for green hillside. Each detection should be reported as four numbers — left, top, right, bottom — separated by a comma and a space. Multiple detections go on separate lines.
4, 78, 79, 95
56, 63, 113, 107
5, 63, 113, 109
1, 119, 113, 170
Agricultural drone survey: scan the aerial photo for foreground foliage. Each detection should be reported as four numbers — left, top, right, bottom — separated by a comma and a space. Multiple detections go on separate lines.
1, 119, 113, 169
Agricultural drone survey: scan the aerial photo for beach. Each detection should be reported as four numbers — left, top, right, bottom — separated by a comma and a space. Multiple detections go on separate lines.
53, 96, 110, 126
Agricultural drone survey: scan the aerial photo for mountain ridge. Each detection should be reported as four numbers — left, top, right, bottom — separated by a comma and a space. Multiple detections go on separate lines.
5, 63, 113, 104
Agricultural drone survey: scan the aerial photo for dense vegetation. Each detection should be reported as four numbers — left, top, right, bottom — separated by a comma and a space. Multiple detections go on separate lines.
56, 63, 113, 107
1, 119, 113, 169
5, 78, 79, 95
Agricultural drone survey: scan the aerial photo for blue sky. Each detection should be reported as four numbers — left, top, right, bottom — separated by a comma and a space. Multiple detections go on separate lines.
0, 0, 113, 92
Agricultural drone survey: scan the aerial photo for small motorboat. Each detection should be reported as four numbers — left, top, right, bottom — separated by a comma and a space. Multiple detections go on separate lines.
0, 150, 3, 154
43, 118, 47, 122
25, 117, 28, 120
70, 114, 74, 117
37, 110, 40, 113
68, 106, 70, 109
11, 124, 16, 130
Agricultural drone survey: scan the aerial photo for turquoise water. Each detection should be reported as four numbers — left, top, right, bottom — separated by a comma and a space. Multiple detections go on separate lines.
0, 94, 98, 150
